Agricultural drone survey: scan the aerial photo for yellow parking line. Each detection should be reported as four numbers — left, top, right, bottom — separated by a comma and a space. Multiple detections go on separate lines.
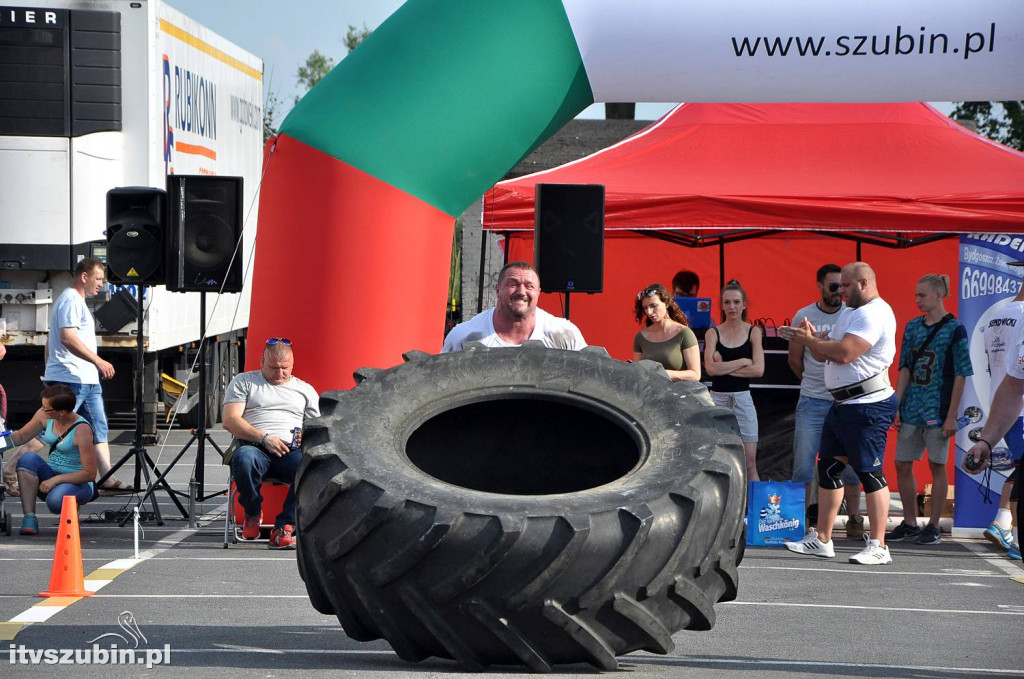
0, 622, 25, 641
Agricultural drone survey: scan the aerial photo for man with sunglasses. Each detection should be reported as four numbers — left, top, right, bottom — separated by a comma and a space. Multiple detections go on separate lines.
442, 261, 586, 352
788, 264, 863, 538
780, 262, 898, 565
222, 337, 320, 549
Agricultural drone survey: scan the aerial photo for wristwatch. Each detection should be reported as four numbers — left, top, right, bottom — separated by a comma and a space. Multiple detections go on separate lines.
260, 433, 270, 447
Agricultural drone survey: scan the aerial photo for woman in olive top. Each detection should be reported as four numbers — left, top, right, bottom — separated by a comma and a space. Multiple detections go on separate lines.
704, 279, 764, 481
633, 284, 701, 382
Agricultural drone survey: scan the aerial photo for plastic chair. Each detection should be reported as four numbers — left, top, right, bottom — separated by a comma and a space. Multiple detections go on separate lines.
223, 475, 289, 548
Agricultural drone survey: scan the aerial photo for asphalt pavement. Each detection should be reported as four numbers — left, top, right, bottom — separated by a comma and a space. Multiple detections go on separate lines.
1, 426, 1022, 678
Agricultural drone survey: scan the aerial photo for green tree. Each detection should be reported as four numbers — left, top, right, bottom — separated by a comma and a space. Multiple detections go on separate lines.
295, 49, 335, 103
263, 87, 281, 142
344, 23, 371, 53
951, 101, 1024, 151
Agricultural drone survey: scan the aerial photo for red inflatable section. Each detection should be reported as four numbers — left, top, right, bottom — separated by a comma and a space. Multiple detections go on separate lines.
247, 135, 455, 392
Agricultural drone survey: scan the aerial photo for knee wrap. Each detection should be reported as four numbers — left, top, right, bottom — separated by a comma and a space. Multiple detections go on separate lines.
857, 469, 888, 493
817, 457, 846, 490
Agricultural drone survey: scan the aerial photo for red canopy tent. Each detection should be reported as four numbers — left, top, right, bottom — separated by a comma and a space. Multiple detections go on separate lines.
481, 102, 1024, 483
482, 102, 1024, 352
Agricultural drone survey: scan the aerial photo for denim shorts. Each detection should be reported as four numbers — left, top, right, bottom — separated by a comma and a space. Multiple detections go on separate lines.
16, 451, 94, 514
710, 390, 758, 443
792, 395, 859, 485
46, 381, 108, 444
819, 393, 898, 473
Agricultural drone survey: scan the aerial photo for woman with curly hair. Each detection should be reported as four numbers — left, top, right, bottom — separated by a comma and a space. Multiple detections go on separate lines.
633, 284, 701, 382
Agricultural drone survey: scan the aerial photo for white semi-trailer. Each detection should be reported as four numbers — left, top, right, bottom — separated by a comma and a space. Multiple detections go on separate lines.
0, 1, 263, 427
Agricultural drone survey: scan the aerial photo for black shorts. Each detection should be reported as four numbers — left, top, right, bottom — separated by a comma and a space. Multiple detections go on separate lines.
820, 393, 898, 474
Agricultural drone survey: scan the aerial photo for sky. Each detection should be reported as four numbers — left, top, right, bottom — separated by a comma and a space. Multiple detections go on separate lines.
164, 0, 676, 125
165, 0, 952, 127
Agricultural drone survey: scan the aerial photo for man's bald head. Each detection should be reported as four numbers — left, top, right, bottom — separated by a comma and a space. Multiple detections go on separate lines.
840, 261, 880, 308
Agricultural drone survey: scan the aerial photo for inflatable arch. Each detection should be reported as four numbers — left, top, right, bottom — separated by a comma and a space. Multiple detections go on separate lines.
249, 0, 1023, 388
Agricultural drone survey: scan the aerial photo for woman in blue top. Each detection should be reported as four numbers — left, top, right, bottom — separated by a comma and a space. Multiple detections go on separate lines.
10, 384, 97, 535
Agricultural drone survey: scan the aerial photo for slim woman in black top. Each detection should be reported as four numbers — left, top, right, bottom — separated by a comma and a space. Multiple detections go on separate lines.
704, 280, 764, 481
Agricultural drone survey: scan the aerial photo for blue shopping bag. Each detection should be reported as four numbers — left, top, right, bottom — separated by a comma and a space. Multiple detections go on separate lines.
746, 480, 805, 546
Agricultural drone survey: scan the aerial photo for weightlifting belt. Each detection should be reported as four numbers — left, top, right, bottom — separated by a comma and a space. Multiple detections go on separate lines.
828, 371, 890, 403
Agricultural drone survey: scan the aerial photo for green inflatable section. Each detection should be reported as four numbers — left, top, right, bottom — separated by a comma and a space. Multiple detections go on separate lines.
280, 0, 594, 218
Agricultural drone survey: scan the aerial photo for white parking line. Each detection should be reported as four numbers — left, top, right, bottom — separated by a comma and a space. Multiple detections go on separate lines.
960, 541, 1024, 577
155, 648, 1021, 676
723, 601, 1024, 615
742, 565, 1014, 577
625, 654, 1023, 675
1, 505, 220, 640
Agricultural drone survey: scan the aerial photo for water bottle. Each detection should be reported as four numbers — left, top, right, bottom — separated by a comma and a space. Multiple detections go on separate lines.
289, 427, 301, 451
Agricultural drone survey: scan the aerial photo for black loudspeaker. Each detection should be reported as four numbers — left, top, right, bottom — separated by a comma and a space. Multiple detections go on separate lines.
534, 183, 605, 293
106, 187, 166, 285
94, 288, 140, 332
166, 175, 244, 293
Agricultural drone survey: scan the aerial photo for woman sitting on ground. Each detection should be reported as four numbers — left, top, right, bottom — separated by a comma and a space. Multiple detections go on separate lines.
633, 283, 701, 381
9, 384, 97, 535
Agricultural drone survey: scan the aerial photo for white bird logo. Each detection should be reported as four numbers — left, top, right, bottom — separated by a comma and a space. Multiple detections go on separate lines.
87, 611, 148, 648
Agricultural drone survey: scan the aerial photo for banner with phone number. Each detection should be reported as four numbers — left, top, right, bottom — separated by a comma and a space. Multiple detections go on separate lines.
954, 233, 1024, 530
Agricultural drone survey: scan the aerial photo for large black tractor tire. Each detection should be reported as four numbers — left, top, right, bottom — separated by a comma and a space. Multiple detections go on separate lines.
295, 344, 746, 672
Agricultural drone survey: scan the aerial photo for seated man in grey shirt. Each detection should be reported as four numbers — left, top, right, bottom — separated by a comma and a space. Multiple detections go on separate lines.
222, 338, 319, 549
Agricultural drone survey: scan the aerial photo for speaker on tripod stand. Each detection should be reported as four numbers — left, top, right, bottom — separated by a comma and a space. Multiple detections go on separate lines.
143, 175, 244, 522
166, 175, 244, 293
106, 187, 166, 285
101, 187, 186, 524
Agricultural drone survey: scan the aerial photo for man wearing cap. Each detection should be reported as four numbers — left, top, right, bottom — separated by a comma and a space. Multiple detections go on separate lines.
222, 338, 319, 549
779, 262, 899, 565
442, 261, 586, 352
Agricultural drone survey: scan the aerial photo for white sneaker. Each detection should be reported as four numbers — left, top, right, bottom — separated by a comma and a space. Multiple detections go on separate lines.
849, 538, 892, 565
785, 531, 835, 558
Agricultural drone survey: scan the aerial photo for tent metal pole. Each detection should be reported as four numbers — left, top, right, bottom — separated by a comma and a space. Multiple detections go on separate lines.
477, 227, 487, 314
719, 238, 725, 289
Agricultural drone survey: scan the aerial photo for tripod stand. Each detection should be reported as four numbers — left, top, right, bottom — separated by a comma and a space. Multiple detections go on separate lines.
128, 292, 224, 527
98, 285, 187, 525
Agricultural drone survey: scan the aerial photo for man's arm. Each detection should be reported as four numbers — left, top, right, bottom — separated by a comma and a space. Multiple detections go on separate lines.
796, 331, 871, 365
59, 327, 114, 379
787, 341, 803, 380
893, 367, 910, 427
964, 375, 1024, 472
941, 375, 967, 438
222, 401, 290, 456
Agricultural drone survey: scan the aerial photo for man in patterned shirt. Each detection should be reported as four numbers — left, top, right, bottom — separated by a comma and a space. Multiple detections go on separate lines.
888, 274, 973, 545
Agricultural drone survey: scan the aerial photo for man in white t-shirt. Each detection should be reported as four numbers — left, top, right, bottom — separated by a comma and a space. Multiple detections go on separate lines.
779, 262, 898, 565
442, 261, 586, 352
964, 295, 1024, 562
966, 266, 1024, 559
43, 258, 122, 491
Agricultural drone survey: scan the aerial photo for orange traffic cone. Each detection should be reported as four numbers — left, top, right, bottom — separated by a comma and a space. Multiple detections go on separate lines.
39, 495, 93, 598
